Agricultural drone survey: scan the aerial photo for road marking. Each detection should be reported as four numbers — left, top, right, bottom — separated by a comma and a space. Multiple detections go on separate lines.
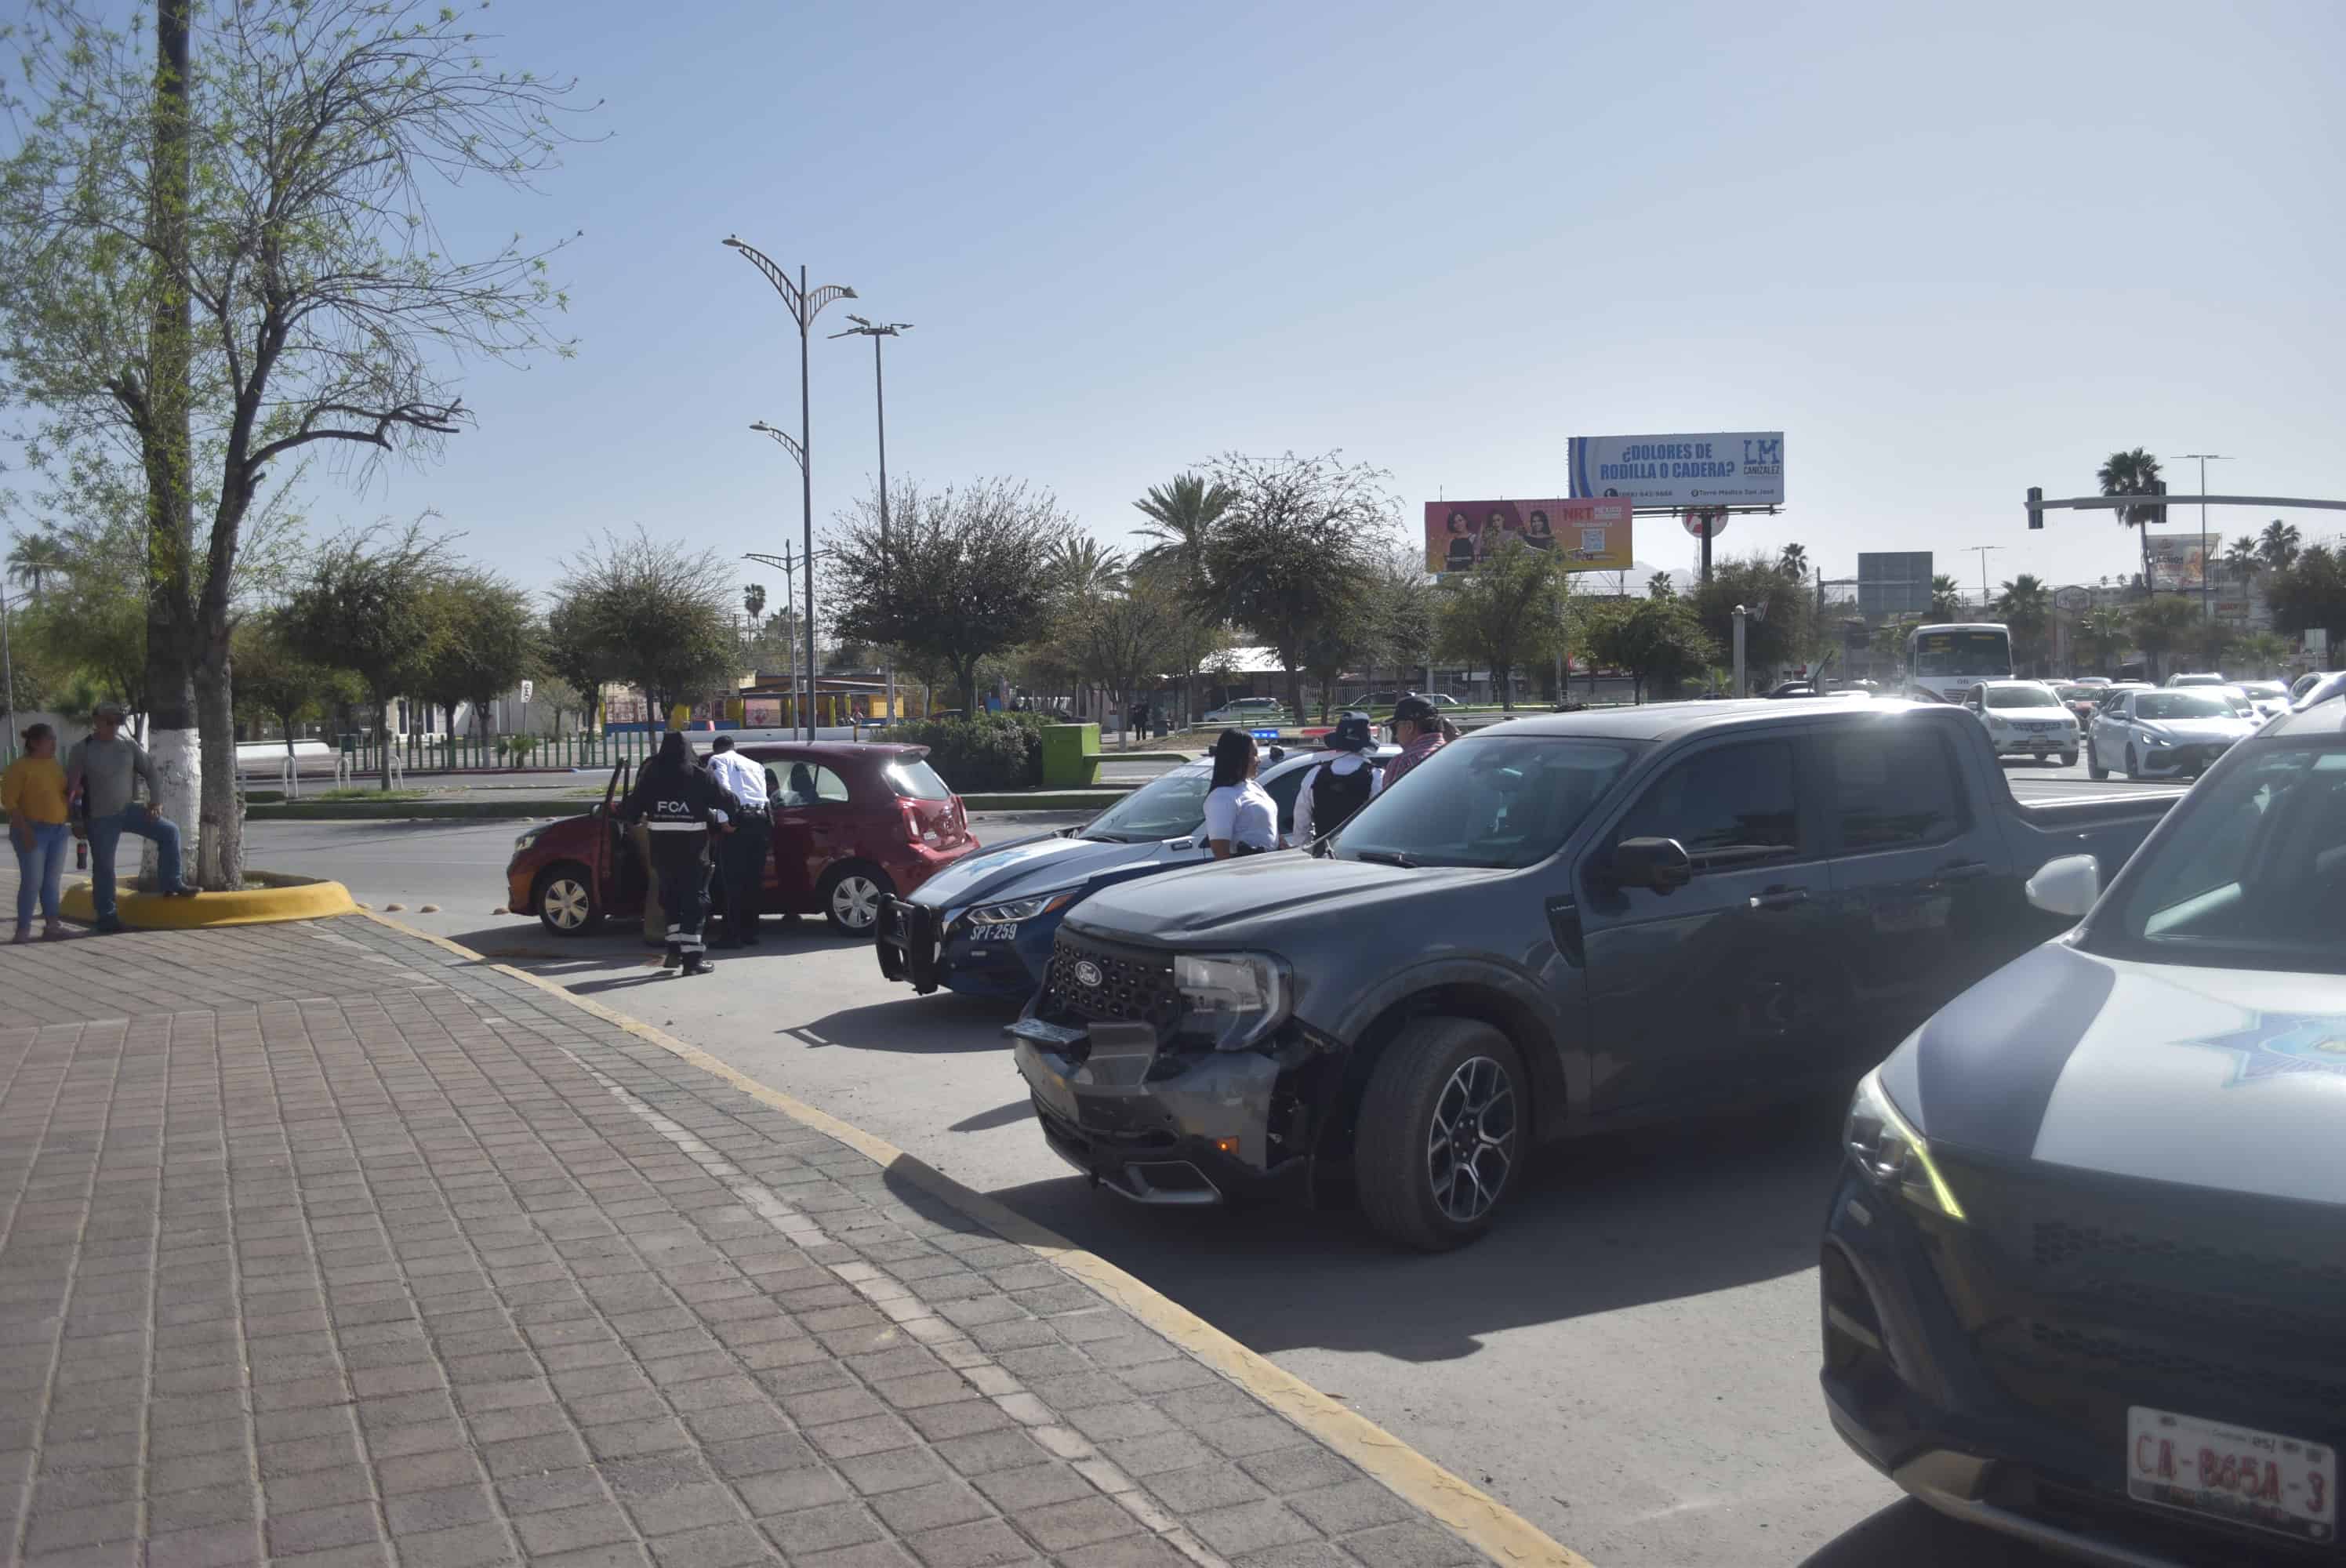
366, 911, 1596, 1568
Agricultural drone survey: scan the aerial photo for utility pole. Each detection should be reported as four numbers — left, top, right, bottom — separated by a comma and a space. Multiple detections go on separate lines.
831, 316, 911, 727
1963, 545, 2003, 615
2171, 453, 2232, 619
724, 238, 857, 741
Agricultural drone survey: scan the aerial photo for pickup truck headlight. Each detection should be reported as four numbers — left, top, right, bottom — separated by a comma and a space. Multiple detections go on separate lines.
1172, 952, 1291, 1053
968, 891, 1075, 925
1844, 1067, 1966, 1221
513, 826, 545, 853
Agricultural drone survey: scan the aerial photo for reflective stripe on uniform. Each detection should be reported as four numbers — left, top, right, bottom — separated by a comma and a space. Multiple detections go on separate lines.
645, 821, 707, 832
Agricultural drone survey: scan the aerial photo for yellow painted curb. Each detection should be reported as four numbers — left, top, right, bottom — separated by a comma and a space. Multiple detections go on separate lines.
365, 911, 1595, 1568
63, 872, 358, 928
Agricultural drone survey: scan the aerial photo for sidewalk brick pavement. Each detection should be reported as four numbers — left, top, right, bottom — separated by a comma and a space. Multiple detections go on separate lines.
0, 912, 1498, 1568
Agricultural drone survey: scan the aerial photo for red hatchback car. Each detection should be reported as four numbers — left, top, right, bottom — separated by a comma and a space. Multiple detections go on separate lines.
506, 742, 977, 937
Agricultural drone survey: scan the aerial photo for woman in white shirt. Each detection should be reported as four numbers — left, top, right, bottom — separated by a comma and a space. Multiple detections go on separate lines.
1200, 729, 1278, 858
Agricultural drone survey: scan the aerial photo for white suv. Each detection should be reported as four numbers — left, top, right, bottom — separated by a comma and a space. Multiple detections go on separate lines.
1961, 681, 2081, 766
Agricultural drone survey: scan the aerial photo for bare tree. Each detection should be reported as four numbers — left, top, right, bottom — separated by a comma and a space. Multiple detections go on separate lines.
0, 0, 591, 884
552, 530, 739, 722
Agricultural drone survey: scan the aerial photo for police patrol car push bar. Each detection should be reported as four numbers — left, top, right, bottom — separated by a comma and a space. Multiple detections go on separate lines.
2025, 492, 2346, 528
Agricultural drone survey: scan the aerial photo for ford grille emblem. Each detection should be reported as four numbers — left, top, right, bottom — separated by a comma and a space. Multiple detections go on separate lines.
1074, 960, 1103, 989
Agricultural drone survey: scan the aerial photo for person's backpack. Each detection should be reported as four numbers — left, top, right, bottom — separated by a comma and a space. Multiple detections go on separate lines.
1309, 761, 1375, 841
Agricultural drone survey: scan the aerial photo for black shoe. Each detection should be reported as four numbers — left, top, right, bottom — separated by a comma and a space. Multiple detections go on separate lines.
660, 946, 682, 970
92, 916, 125, 935
681, 956, 714, 977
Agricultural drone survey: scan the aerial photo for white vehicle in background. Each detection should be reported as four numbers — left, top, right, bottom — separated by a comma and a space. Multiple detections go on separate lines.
2233, 679, 2290, 723
1904, 623, 2012, 704
2165, 670, 2227, 688
2088, 687, 2257, 780
1959, 681, 2079, 766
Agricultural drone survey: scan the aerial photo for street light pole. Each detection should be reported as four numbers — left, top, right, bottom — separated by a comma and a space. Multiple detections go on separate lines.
2172, 453, 2232, 619
830, 316, 912, 726
724, 238, 856, 741
1963, 544, 2003, 614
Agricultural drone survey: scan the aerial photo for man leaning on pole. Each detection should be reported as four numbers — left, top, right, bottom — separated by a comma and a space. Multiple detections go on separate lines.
64, 702, 197, 931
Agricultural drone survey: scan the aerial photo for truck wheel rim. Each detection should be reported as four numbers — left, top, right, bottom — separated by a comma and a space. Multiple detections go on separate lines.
1425, 1055, 1517, 1223
544, 879, 590, 929
832, 876, 881, 929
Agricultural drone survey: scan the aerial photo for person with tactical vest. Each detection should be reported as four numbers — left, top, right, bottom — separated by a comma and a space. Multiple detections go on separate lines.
616, 731, 741, 975
1289, 712, 1383, 848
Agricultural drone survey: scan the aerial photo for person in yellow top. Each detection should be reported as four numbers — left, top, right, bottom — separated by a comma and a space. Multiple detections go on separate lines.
4, 723, 72, 942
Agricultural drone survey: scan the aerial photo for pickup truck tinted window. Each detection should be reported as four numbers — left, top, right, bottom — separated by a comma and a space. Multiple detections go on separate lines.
1615, 740, 1800, 869
1334, 735, 1636, 869
1829, 726, 1963, 850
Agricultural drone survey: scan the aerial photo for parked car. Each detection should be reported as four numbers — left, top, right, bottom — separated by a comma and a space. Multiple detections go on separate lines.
2053, 682, 2106, 728
2235, 679, 2291, 723
877, 745, 1397, 998
2290, 670, 2330, 704
1823, 697, 2346, 1568
2088, 688, 2258, 780
507, 743, 977, 937
2166, 671, 2228, 688
1959, 681, 2081, 765
2068, 675, 2113, 688
1008, 702, 2179, 1249
1202, 697, 1287, 726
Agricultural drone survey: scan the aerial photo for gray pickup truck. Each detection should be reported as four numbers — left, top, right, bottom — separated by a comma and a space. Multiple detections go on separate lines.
1008, 701, 2183, 1250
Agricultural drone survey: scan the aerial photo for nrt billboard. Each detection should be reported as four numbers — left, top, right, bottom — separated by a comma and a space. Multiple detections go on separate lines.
1425, 498, 1634, 576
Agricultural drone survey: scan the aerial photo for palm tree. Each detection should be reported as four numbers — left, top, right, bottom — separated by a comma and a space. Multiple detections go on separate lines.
2097, 448, 2165, 592
742, 582, 766, 622
1131, 474, 1234, 575
2258, 519, 2302, 574
1646, 571, 1676, 601
1995, 574, 2053, 673
1049, 536, 1125, 596
5, 531, 70, 604
2077, 607, 2130, 676
2222, 538, 2260, 582
2237, 630, 2292, 677
1927, 574, 1966, 621
1778, 543, 1808, 579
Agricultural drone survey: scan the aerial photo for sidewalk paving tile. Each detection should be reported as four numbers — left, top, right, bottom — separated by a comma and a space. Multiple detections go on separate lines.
0, 913, 1505, 1568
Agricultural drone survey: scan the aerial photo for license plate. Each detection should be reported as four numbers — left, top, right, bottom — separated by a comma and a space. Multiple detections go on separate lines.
1006, 1018, 1086, 1048
970, 923, 1018, 942
2127, 1405, 2336, 1543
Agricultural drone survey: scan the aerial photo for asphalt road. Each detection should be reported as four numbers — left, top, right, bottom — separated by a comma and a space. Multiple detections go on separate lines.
235, 767, 2164, 1568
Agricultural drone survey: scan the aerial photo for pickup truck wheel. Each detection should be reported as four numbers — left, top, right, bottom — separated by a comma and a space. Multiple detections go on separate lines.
2087, 745, 2108, 780
1356, 1018, 1526, 1252
534, 862, 602, 936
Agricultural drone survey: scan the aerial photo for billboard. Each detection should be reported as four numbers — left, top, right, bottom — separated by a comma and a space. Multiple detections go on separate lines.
1857, 551, 1934, 619
1424, 497, 1633, 576
2146, 532, 2220, 593
1568, 432, 1785, 507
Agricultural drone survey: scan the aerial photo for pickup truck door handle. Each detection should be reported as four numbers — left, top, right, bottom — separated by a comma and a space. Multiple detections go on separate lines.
1748, 885, 1809, 911
1934, 859, 1992, 882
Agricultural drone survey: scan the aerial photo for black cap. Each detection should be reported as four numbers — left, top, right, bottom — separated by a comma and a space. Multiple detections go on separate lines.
1327, 713, 1375, 752
1390, 695, 1437, 725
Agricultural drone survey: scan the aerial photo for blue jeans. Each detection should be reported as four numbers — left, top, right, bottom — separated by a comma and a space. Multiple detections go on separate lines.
13, 822, 68, 924
88, 806, 186, 919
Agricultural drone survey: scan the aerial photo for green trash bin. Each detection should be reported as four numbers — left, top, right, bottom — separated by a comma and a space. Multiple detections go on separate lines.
1040, 724, 1102, 788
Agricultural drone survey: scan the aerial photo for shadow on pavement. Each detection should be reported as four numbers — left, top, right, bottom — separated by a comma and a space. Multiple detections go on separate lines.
948, 1099, 1036, 1134
893, 1091, 1847, 1364
1800, 1497, 2067, 1566
787, 992, 1026, 1054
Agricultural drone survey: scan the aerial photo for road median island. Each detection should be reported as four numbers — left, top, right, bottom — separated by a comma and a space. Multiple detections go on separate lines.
56, 867, 356, 927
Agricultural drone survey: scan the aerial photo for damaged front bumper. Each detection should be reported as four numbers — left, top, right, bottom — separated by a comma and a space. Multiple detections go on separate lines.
1007, 1017, 1306, 1207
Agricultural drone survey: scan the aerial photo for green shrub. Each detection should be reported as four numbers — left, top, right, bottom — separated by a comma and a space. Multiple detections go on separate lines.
890, 717, 1033, 793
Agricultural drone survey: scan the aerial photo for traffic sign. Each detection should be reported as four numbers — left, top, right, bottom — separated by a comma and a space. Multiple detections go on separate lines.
1683, 510, 1729, 539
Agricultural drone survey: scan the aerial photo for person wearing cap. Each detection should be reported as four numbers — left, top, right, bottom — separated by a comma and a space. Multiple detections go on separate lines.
1289, 712, 1383, 848
64, 703, 195, 931
1380, 695, 1450, 791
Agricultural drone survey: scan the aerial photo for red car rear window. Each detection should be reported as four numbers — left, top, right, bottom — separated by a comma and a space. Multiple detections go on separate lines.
886, 760, 953, 800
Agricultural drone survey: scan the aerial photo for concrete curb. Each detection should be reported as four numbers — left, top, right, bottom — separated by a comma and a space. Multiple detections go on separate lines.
364, 911, 1597, 1568
60, 869, 357, 927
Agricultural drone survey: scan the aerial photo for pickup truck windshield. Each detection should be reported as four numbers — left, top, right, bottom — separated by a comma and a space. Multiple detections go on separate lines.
1335, 735, 1638, 869
1985, 685, 2058, 709
1080, 768, 1209, 842
2097, 742, 2346, 974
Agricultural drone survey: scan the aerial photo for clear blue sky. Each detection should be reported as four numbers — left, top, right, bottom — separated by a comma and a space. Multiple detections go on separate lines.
325, 0, 2345, 604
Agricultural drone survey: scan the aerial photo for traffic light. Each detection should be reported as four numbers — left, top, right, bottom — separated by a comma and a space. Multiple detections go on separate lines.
2026, 487, 2043, 529
2147, 478, 2167, 527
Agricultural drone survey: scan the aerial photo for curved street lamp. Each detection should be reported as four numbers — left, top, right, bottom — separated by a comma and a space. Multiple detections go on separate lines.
724, 236, 856, 740
828, 315, 912, 724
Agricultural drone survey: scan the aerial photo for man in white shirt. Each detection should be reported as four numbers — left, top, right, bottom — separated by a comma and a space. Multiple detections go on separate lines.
1290, 713, 1383, 848
704, 736, 772, 946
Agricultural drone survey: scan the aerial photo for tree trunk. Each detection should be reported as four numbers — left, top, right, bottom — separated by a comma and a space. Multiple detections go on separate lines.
376, 697, 393, 789
194, 642, 242, 888
1497, 662, 1514, 712
1283, 666, 1302, 725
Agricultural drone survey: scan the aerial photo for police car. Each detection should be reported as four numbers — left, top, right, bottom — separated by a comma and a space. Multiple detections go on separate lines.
1824, 696, 2346, 1565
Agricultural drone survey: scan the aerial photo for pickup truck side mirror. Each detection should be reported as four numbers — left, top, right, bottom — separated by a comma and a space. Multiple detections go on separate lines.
1612, 837, 1693, 893
2026, 853, 2101, 919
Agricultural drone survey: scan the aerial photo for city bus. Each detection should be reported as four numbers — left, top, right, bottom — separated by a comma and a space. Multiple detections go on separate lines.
1905, 622, 2013, 704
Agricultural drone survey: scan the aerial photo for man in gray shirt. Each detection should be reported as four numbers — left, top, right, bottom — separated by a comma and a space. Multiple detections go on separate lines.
64, 702, 195, 931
